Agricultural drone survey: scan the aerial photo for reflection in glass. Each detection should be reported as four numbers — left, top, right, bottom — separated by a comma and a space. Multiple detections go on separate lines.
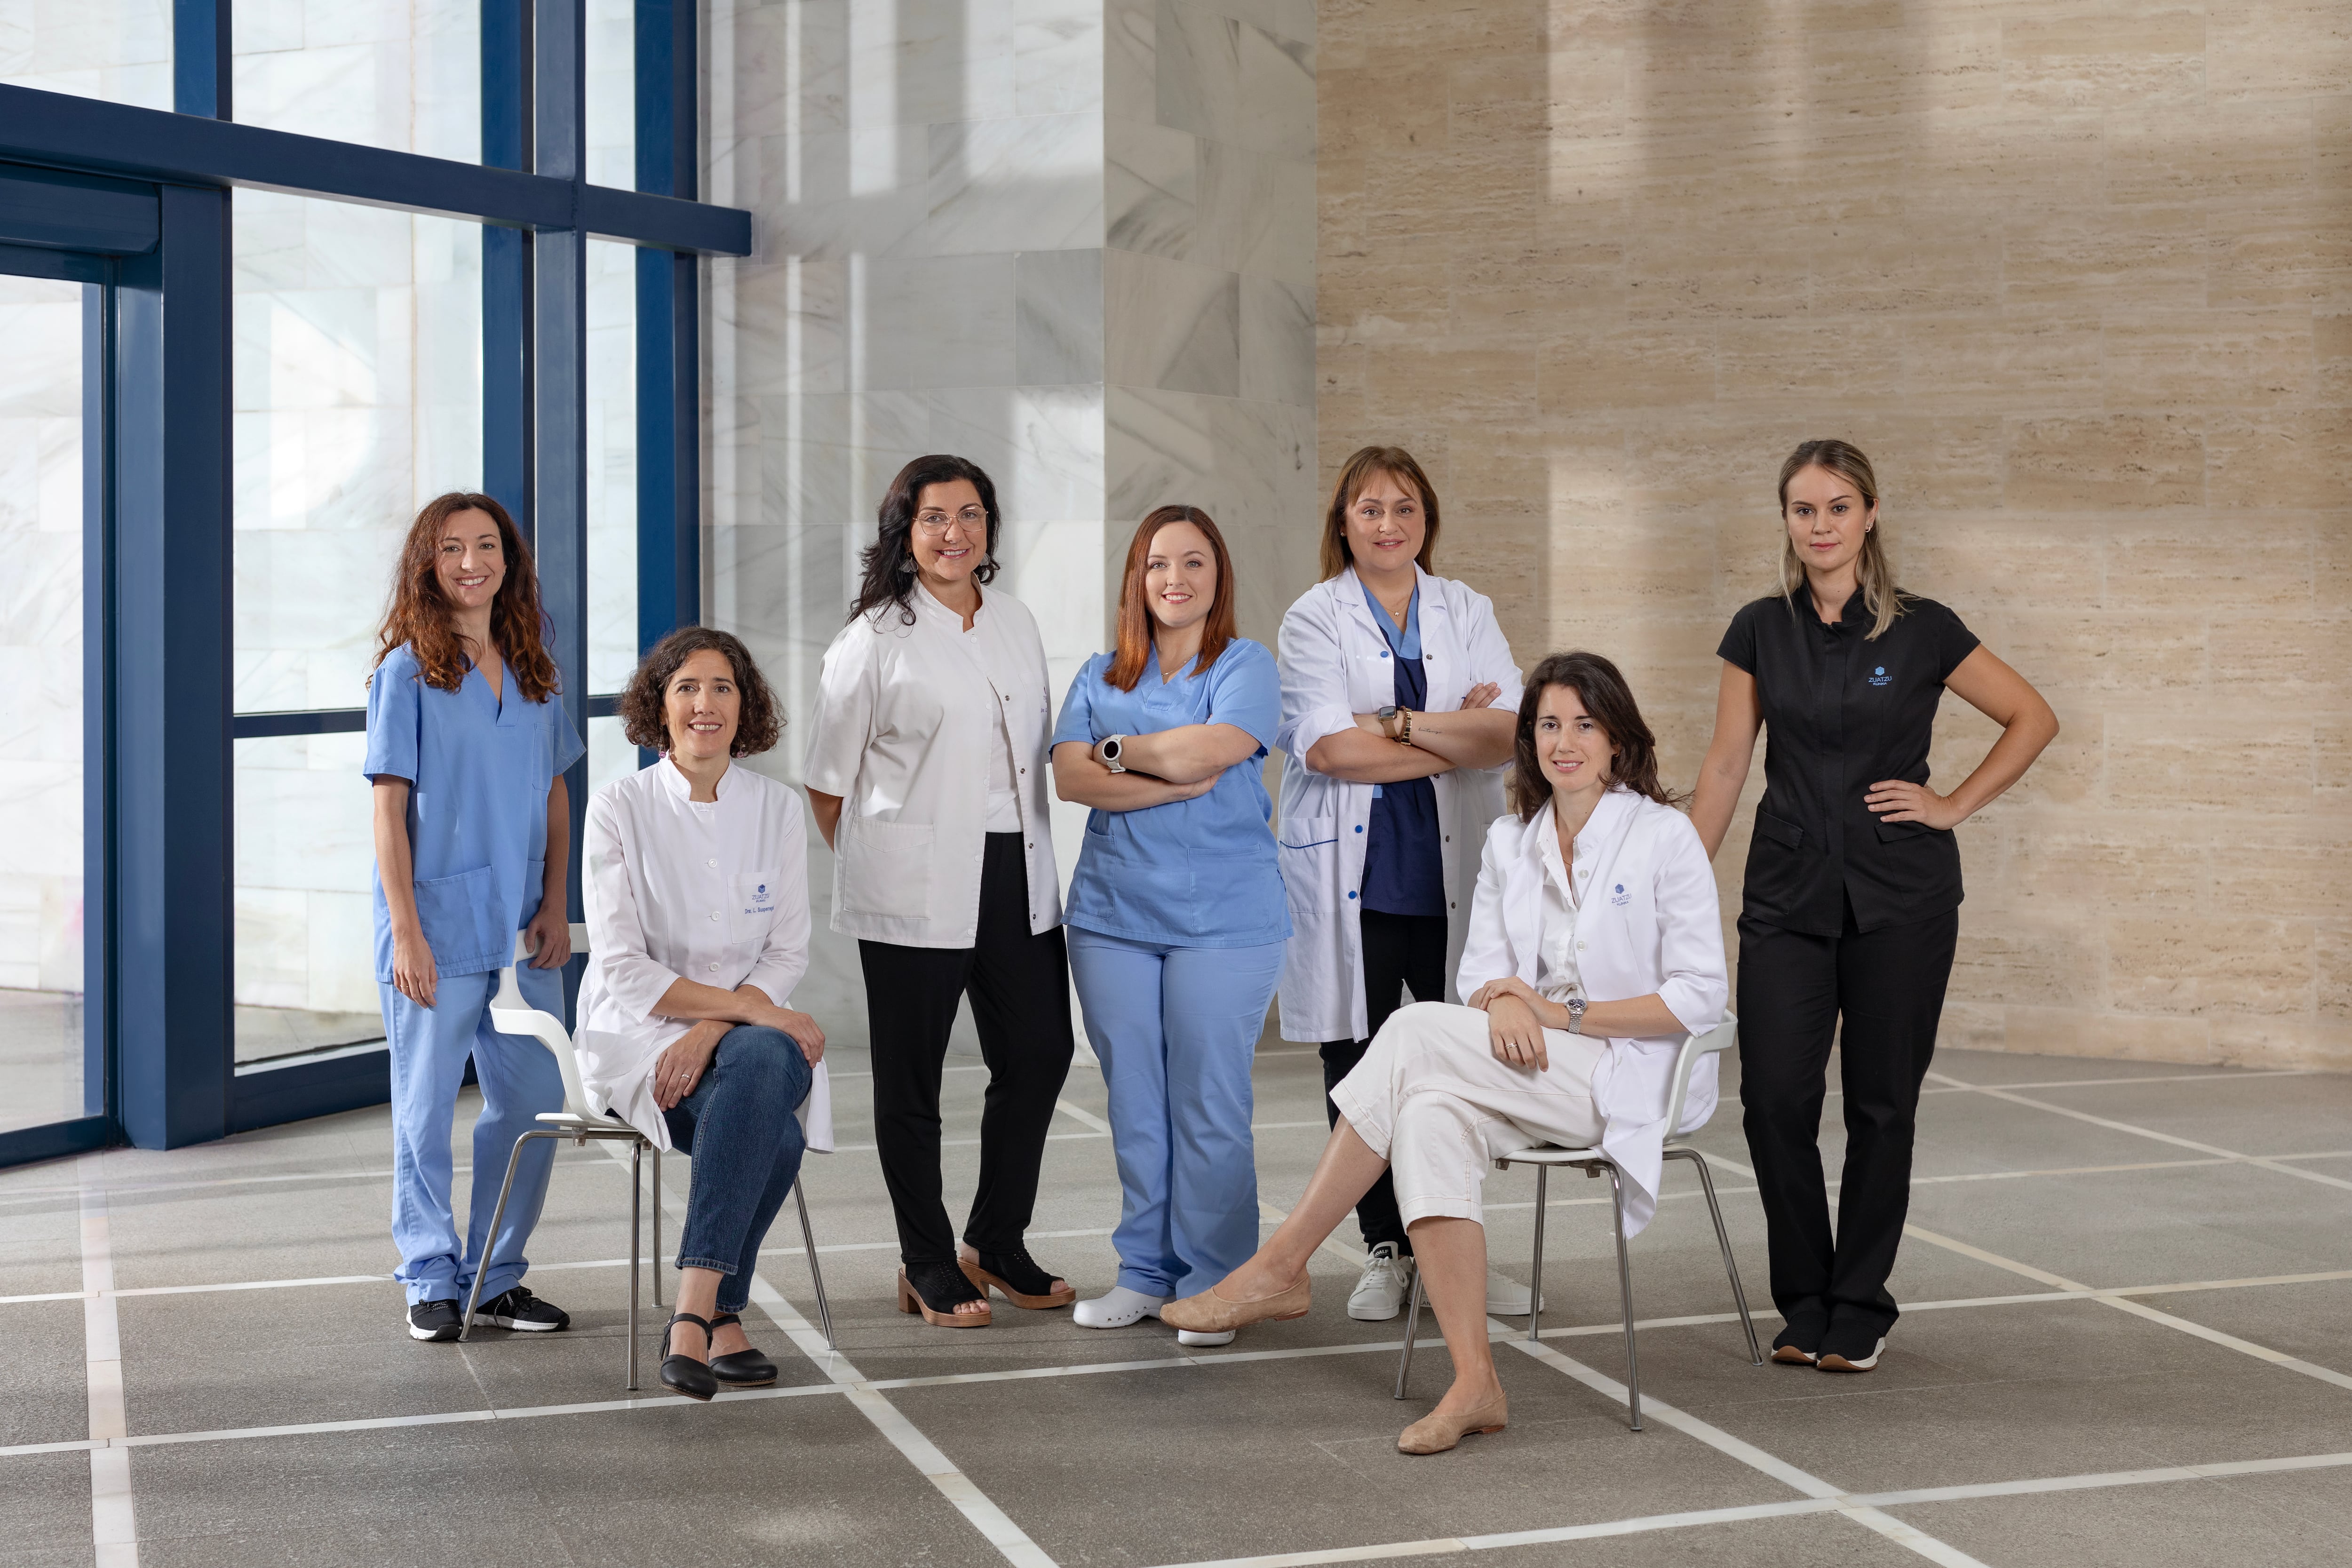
585, 0, 635, 189
0, 274, 88, 1133
0, 0, 173, 110
587, 239, 638, 693
231, 1, 479, 162
234, 734, 385, 1064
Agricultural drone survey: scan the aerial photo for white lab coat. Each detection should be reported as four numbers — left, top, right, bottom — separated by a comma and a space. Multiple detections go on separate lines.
576, 759, 834, 1154
1455, 788, 1728, 1234
1272, 565, 1522, 1043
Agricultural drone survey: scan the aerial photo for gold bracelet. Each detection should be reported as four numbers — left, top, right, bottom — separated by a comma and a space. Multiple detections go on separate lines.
1399, 708, 1414, 746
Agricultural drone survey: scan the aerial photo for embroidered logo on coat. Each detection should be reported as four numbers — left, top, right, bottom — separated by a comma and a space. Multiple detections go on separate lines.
1868, 665, 1892, 687
1611, 882, 1630, 907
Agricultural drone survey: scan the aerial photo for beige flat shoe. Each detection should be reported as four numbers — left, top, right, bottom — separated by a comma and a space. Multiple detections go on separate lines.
1159, 1272, 1311, 1334
1397, 1393, 1509, 1456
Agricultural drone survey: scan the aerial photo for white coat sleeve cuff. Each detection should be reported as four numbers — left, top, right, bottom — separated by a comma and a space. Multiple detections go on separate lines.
604, 955, 689, 1026
1284, 701, 1360, 764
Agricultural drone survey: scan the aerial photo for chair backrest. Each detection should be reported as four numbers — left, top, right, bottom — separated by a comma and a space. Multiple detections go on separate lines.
489, 925, 597, 1116
1662, 1013, 1738, 1140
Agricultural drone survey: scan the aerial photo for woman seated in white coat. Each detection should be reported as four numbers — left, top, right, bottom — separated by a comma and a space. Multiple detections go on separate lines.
1165, 651, 1727, 1455
577, 628, 834, 1403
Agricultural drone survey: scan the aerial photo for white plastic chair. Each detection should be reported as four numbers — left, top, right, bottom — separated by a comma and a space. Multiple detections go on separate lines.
1392, 1014, 1762, 1431
458, 925, 835, 1388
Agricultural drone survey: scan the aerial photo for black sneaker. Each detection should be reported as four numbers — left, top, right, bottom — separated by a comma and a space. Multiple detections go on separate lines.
476, 1285, 570, 1332
407, 1299, 462, 1342
1771, 1303, 1826, 1366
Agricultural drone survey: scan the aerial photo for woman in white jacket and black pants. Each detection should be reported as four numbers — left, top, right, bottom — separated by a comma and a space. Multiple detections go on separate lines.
1166, 651, 1728, 1457
1272, 446, 1523, 1321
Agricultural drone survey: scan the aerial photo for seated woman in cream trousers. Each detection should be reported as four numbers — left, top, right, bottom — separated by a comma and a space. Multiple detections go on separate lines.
577, 627, 834, 1403
1164, 651, 1729, 1454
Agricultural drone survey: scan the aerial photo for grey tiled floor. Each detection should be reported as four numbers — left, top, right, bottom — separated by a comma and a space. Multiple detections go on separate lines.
4, 1043, 2349, 1568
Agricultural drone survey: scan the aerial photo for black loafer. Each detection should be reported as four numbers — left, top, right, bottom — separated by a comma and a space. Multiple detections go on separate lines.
660, 1313, 719, 1402
706, 1312, 778, 1387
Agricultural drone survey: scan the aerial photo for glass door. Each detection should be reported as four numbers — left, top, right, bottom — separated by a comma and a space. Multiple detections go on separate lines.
0, 258, 106, 1157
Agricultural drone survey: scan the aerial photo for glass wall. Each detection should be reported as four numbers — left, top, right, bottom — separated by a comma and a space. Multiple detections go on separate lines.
231, 192, 483, 1064
0, 0, 173, 110
587, 237, 640, 795
0, 273, 88, 1132
232, 1, 479, 164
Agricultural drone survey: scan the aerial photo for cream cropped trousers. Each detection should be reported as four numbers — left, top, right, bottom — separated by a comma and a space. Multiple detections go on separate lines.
1328, 1000, 1607, 1229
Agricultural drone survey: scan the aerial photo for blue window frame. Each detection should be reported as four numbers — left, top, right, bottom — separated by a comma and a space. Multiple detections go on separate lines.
0, 0, 748, 1165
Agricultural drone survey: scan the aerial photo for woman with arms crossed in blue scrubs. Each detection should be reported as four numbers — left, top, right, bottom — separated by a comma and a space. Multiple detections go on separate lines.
367, 493, 585, 1343
1052, 506, 1289, 1348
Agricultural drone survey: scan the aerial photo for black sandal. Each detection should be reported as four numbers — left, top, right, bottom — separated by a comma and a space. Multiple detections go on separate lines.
660, 1312, 719, 1401
897, 1258, 992, 1328
961, 1244, 1075, 1309
707, 1311, 778, 1387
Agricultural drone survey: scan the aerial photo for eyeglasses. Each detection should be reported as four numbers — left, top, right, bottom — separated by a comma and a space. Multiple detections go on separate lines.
914, 506, 987, 536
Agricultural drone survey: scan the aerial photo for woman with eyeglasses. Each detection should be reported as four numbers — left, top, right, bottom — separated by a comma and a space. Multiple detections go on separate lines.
803, 454, 1077, 1329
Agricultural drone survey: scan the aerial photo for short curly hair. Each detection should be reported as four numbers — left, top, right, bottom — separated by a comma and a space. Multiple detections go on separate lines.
617, 627, 784, 757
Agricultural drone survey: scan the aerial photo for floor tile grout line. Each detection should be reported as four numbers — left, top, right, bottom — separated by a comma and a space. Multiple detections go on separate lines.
79, 1155, 138, 1568
11, 1267, 2349, 1464
1130, 1450, 2352, 1568
1921, 1069, 2352, 1193
592, 1142, 1059, 1568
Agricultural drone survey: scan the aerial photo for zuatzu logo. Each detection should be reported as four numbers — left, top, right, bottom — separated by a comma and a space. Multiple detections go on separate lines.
1868, 665, 1892, 687
1611, 882, 1630, 907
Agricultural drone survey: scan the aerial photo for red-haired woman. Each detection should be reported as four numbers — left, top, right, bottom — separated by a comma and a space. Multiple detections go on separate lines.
1049, 506, 1289, 1346
366, 493, 585, 1345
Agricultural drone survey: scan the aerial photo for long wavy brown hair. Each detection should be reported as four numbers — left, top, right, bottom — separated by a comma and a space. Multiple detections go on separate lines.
372, 493, 561, 702
1509, 651, 1685, 821
1104, 506, 1237, 692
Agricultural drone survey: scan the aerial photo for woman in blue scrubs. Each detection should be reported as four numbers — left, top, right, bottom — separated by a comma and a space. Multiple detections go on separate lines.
366, 493, 585, 1343
1051, 505, 1290, 1346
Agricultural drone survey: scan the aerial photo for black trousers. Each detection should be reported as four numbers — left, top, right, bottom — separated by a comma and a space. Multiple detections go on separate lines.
1320, 909, 1449, 1256
858, 833, 1075, 1265
1736, 898, 1960, 1342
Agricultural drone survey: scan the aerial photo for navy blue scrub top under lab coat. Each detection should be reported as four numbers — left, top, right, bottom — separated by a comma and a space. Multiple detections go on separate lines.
1052, 638, 1291, 948
364, 644, 587, 981
1717, 590, 1980, 938
1359, 583, 1445, 918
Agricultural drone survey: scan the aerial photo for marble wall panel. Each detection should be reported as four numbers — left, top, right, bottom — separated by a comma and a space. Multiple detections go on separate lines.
0, 0, 172, 109
1320, 0, 2351, 1069
1105, 249, 1240, 396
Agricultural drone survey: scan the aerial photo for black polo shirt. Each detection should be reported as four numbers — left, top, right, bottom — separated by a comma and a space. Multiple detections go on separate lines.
1717, 590, 1979, 937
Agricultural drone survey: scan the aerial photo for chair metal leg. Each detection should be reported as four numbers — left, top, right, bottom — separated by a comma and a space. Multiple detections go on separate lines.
1526, 1163, 1549, 1343
1671, 1147, 1762, 1365
1604, 1164, 1641, 1432
628, 1139, 642, 1392
795, 1180, 835, 1350
459, 1129, 561, 1341
1392, 1270, 1426, 1399
651, 1147, 662, 1307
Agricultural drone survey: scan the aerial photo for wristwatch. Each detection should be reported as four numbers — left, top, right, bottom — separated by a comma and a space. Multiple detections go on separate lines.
1565, 995, 1587, 1035
1097, 734, 1128, 773
1376, 705, 1401, 740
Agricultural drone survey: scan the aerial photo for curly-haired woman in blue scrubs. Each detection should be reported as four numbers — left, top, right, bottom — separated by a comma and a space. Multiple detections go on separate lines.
1052, 506, 1290, 1347
366, 493, 585, 1344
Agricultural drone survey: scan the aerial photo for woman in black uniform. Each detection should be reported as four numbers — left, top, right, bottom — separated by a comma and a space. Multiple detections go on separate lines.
1692, 439, 2057, 1375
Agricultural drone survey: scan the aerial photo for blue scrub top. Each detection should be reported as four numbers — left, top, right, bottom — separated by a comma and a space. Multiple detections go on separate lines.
1052, 638, 1291, 949
364, 643, 587, 982
1359, 585, 1446, 917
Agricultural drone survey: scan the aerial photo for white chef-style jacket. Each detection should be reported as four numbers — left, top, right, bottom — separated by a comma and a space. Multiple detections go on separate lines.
1455, 788, 1728, 1234
803, 581, 1061, 948
575, 758, 834, 1154
1273, 564, 1522, 1043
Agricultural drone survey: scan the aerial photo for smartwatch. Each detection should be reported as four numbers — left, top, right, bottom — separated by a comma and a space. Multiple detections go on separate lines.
1098, 734, 1128, 773
1565, 995, 1587, 1035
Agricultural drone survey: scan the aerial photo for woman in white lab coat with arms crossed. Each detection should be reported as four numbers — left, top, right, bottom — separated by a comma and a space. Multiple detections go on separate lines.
1271, 445, 1525, 1321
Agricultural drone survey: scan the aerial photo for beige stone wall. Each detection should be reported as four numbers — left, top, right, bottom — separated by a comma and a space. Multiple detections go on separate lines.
1318, 1, 2350, 1069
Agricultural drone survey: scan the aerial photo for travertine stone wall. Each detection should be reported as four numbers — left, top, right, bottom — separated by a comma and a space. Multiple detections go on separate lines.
1319, 1, 2350, 1069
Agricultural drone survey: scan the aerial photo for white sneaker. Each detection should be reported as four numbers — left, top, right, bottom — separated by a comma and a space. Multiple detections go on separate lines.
1175, 1327, 1235, 1347
1073, 1285, 1171, 1329
1347, 1242, 1415, 1321
1485, 1271, 1543, 1316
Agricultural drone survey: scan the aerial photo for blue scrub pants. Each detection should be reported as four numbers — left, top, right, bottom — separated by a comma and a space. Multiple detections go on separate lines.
1067, 931, 1286, 1299
381, 964, 565, 1306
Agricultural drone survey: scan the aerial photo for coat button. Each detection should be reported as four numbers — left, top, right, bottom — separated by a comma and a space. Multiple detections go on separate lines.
1348, 891, 1358, 899
710, 912, 720, 922
1355, 824, 1364, 833
706, 858, 717, 868
707, 963, 719, 972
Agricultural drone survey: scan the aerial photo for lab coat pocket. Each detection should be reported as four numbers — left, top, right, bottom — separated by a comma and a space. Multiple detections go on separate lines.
413, 865, 504, 970
1276, 815, 1340, 924
840, 817, 935, 920
1753, 810, 1805, 851
731, 869, 782, 943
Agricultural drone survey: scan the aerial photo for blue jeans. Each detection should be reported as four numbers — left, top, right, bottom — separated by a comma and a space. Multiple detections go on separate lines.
1067, 931, 1286, 1299
383, 965, 565, 1307
664, 1025, 814, 1315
